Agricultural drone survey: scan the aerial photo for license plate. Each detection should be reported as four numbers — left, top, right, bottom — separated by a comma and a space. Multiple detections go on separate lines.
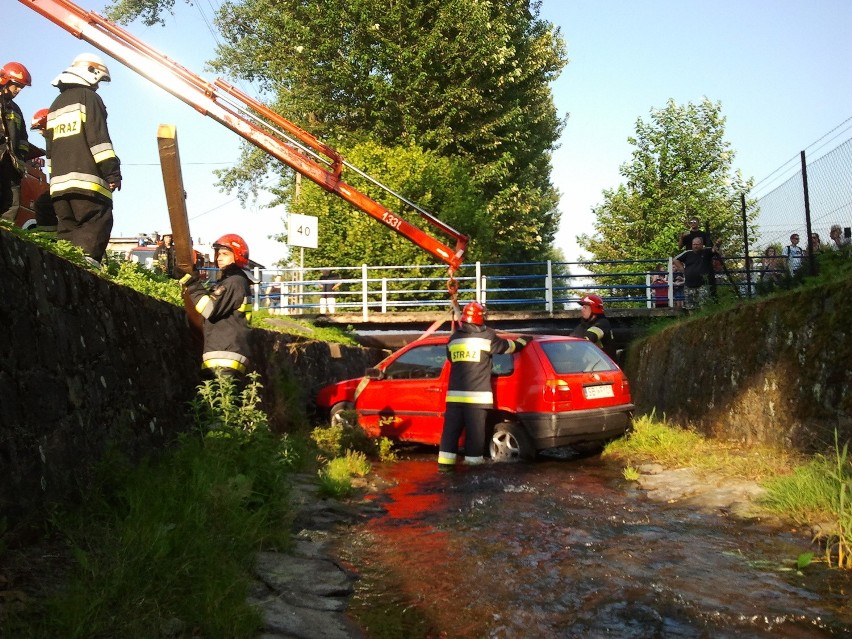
584, 384, 614, 399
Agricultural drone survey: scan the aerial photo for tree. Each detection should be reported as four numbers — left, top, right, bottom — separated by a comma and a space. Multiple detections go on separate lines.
577, 98, 755, 266
107, 0, 567, 266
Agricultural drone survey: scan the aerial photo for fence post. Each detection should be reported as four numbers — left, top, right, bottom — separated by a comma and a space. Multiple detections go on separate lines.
253, 267, 261, 311
481, 276, 488, 305
546, 260, 554, 314
645, 272, 652, 309
381, 278, 388, 313
667, 257, 674, 307
475, 261, 482, 302
361, 264, 369, 321
801, 150, 816, 276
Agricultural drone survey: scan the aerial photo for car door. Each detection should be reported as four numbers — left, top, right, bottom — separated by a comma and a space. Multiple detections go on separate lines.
355, 342, 449, 445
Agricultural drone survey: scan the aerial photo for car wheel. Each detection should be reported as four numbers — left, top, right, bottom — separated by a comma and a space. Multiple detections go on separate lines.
330, 401, 355, 428
490, 421, 535, 463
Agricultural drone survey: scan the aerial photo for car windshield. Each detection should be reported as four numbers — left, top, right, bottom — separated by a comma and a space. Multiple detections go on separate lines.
540, 340, 618, 374
384, 343, 446, 380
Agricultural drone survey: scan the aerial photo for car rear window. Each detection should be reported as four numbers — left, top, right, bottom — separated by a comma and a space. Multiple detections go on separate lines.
540, 340, 618, 374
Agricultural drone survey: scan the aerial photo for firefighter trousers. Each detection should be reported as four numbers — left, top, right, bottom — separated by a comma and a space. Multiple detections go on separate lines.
53, 194, 114, 262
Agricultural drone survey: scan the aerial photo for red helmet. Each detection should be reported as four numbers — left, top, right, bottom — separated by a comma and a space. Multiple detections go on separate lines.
0, 61, 32, 87
30, 108, 49, 131
579, 294, 605, 315
212, 233, 250, 268
461, 301, 486, 325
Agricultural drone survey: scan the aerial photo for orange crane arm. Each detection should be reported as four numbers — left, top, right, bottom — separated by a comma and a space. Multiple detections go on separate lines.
20, 0, 468, 272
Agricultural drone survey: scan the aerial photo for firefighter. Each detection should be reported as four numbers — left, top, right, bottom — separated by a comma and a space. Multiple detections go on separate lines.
0, 61, 31, 223
28, 108, 58, 231
571, 294, 613, 353
438, 301, 528, 471
46, 53, 121, 265
177, 234, 253, 379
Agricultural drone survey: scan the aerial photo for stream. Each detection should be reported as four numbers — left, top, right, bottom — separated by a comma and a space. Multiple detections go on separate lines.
332, 452, 851, 638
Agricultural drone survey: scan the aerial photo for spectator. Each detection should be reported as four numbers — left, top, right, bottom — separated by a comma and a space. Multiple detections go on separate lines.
671, 261, 686, 308
829, 225, 851, 252
318, 268, 341, 314
781, 233, 805, 275
674, 237, 719, 310
650, 264, 670, 308
809, 233, 823, 256
1, 61, 32, 224
177, 233, 252, 379
156, 233, 175, 275
438, 301, 528, 471
678, 216, 712, 250
759, 246, 785, 290
46, 53, 121, 266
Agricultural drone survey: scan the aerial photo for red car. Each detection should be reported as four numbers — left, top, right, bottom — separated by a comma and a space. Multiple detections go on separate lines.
315, 334, 634, 461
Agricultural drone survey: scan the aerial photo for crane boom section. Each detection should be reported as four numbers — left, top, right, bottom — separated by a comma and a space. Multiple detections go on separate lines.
20, 0, 468, 271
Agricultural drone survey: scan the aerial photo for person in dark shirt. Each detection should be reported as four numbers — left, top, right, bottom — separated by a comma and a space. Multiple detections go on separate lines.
679, 216, 712, 250
1, 61, 31, 224
674, 237, 720, 309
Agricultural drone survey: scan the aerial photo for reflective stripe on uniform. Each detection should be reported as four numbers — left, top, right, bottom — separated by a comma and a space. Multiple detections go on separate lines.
195, 295, 213, 318
90, 142, 117, 164
202, 351, 248, 374
587, 326, 604, 345
438, 451, 457, 466
239, 301, 252, 322
446, 389, 494, 404
50, 172, 113, 199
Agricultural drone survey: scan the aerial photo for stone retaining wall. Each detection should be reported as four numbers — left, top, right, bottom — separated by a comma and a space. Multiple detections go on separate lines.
625, 276, 852, 452
0, 229, 383, 528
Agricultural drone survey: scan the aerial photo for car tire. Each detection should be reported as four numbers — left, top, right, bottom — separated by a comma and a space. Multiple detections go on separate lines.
330, 401, 355, 428
490, 421, 535, 463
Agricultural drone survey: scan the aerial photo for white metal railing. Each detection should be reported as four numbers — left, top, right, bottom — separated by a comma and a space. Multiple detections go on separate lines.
244, 257, 766, 318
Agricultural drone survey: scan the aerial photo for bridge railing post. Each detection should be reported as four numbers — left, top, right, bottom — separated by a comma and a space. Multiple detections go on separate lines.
361, 264, 369, 321
381, 278, 388, 313
546, 260, 554, 314
475, 261, 483, 302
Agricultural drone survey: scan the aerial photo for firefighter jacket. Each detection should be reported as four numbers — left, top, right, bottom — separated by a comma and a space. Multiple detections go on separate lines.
45, 83, 121, 202
185, 264, 253, 374
1, 95, 28, 172
445, 323, 526, 407
571, 314, 613, 352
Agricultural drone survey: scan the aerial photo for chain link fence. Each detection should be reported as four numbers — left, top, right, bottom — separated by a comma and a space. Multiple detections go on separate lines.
752, 119, 852, 252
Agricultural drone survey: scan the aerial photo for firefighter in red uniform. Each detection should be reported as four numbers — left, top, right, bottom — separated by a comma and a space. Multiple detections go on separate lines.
46, 53, 121, 265
177, 234, 253, 378
1, 61, 31, 223
570, 294, 613, 354
438, 301, 528, 471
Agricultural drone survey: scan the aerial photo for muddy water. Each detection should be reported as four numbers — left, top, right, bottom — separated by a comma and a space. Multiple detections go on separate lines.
333, 453, 852, 638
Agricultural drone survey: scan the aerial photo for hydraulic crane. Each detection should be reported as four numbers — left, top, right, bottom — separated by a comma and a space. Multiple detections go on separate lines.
18, 0, 469, 283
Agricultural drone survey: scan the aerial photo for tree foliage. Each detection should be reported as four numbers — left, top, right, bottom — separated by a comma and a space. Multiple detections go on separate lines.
106, 0, 567, 266
577, 98, 755, 267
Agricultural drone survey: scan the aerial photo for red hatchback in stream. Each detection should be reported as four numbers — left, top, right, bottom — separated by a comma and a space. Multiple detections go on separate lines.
315, 334, 634, 461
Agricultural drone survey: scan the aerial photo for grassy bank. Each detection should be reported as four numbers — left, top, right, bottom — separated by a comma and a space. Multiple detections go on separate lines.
603, 414, 852, 569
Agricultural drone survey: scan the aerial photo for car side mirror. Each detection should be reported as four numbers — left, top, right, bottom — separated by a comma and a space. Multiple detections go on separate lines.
365, 367, 384, 380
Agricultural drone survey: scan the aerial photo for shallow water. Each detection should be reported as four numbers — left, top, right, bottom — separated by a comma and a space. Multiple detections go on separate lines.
333, 453, 852, 638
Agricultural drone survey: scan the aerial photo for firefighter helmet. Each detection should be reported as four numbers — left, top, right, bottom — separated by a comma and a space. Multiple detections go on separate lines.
30, 108, 49, 131
71, 53, 111, 84
579, 294, 605, 315
0, 61, 32, 87
212, 233, 250, 269
461, 301, 486, 326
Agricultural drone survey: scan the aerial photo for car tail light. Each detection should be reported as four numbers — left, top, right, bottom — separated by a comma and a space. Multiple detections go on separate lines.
544, 379, 572, 408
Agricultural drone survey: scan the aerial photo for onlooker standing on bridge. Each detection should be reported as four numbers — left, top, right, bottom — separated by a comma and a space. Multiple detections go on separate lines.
674, 237, 720, 310
678, 216, 712, 250
571, 294, 614, 355
438, 301, 528, 472
828, 225, 850, 252
318, 269, 341, 314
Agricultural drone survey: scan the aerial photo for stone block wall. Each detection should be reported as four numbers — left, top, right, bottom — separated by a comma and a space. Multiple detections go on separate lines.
0, 229, 382, 529
625, 276, 852, 452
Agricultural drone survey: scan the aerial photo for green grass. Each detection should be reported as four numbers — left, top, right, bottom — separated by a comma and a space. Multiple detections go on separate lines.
604, 414, 852, 569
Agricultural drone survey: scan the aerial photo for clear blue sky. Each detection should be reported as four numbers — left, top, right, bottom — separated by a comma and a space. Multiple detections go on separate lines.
6, 0, 852, 266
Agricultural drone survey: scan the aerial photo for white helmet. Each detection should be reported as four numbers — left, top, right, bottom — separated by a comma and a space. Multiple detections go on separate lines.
52, 52, 111, 88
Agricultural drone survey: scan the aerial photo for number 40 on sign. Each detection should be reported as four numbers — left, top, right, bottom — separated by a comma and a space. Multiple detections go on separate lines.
287, 213, 318, 249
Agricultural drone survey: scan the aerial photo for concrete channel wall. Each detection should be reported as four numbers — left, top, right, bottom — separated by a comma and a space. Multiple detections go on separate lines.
0, 229, 383, 529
